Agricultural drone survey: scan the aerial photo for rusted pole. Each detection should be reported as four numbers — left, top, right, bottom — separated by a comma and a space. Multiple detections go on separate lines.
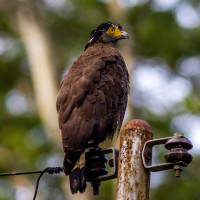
116, 119, 153, 200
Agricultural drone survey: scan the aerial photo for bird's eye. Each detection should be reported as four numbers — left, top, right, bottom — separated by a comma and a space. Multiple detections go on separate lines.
109, 27, 115, 33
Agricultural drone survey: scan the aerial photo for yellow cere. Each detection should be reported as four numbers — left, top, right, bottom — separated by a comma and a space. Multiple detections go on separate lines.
106, 26, 123, 38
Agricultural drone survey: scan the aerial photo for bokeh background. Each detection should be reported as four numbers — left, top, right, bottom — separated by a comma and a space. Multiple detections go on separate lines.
0, 0, 200, 199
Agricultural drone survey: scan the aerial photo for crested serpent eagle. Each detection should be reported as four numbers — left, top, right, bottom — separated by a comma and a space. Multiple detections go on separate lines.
56, 22, 129, 194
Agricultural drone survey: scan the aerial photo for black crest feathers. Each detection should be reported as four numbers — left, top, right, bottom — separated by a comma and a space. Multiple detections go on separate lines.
84, 22, 123, 50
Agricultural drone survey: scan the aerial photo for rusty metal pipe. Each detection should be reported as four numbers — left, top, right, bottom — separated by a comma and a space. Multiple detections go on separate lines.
116, 119, 153, 200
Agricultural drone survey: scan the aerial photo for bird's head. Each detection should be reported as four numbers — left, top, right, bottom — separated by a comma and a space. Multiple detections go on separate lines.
85, 22, 129, 50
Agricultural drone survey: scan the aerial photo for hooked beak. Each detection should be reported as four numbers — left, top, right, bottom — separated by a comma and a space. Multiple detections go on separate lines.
121, 31, 129, 39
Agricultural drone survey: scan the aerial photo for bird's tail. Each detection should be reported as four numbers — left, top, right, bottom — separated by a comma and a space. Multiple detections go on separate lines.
63, 151, 87, 194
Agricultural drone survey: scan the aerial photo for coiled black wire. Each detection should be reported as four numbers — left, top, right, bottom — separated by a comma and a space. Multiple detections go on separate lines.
0, 167, 63, 200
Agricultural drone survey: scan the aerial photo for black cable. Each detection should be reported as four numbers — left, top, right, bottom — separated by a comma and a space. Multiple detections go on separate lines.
33, 167, 63, 200
33, 167, 50, 200
0, 167, 63, 200
0, 170, 44, 176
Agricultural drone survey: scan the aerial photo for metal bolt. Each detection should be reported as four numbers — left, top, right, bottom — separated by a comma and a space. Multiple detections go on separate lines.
174, 132, 183, 137
173, 164, 183, 177
109, 159, 114, 167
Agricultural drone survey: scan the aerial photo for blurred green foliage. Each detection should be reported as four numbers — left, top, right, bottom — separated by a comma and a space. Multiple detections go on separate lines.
0, 0, 199, 199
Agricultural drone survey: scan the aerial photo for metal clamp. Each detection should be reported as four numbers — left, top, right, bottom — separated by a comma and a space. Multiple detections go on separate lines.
142, 133, 193, 177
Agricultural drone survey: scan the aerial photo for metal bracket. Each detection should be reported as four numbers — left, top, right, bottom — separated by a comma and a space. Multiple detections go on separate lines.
96, 147, 119, 181
142, 136, 187, 172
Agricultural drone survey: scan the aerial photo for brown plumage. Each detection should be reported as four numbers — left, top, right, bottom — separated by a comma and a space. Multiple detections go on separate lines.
56, 22, 129, 194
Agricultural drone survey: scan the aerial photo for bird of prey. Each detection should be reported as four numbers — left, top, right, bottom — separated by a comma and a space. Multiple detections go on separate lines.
56, 22, 129, 194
